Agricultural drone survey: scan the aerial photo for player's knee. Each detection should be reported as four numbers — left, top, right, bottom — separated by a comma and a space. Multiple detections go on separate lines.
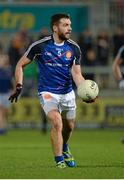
53, 121, 62, 132
68, 120, 75, 132
53, 117, 63, 131
48, 110, 63, 131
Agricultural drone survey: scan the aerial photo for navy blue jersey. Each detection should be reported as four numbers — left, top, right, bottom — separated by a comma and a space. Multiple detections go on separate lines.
25, 35, 81, 94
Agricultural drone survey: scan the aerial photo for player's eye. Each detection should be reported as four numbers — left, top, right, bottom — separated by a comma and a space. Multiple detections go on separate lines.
63, 23, 68, 27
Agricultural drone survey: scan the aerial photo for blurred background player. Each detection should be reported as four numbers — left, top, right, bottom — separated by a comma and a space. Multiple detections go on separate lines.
0, 44, 13, 135
37, 27, 49, 40
77, 28, 93, 67
112, 45, 124, 143
112, 25, 124, 58
8, 32, 25, 77
83, 48, 97, 81
112, 45, 124, 89
8, 13, 95, 168
96, 29, 110, 88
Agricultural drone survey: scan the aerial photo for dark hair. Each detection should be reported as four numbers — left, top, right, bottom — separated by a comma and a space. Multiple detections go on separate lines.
50, 13, 70, 31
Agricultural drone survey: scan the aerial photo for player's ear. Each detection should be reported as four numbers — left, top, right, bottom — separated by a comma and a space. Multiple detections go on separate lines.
53, 25, 58, 32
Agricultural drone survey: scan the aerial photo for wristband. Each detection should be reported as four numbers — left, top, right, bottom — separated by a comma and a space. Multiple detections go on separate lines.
16, 83, 23, 89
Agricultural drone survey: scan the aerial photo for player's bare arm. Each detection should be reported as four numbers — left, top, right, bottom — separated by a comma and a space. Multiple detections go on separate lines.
71, 64, 85, 87
112, 57, 123, 81
9, 56, 31, 103
112, 55, 124, 89
15, 55, 31, 85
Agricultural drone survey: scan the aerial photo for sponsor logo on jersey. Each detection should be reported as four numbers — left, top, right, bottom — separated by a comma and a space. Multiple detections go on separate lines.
45, 51, 52, 57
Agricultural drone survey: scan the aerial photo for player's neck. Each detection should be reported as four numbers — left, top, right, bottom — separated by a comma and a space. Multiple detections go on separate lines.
53, 33, 64, 44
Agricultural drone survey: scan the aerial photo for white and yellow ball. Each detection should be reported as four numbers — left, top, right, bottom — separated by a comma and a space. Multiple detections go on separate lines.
77, 79, 99, 101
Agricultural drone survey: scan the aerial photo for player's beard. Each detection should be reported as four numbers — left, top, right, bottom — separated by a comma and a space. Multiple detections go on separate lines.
58, 32, 70, 41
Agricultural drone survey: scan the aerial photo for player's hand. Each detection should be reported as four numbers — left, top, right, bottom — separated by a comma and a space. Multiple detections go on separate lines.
83, 96, 98, 103
8, 83, 22, 103
119, 79, 124, 89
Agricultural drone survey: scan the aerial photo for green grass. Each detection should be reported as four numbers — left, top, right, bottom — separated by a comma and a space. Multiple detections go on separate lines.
0, 129, 124, 179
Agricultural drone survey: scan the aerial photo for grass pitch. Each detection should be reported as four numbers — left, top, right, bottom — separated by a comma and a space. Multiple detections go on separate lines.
0, 129, 124, 179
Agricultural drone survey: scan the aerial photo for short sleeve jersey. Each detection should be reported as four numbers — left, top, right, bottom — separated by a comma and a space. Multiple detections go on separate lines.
25, 35, 81, 94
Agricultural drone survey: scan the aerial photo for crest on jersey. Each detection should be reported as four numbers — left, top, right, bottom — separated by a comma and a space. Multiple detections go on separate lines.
66, 51, 72, 59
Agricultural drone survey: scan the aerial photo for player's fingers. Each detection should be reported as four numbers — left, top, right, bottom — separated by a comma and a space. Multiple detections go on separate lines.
83, 99, 95, 103
90, 99, 96, 103
95, 96, 98, 100
91, 100, 95, 103
92, 96, 98, 102
83, 100, 90, 103
8, 95, 12, 101
8, 96, 12, 102
9, 95, 15, 103
8, 97, 11, 101
9, 95, 14, 101
11, 97, 15, 103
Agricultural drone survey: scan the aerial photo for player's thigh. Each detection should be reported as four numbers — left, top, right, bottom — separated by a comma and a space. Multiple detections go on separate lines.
38, 92, 59, 115
61, 90, 76, 120
62, 109, 76, 120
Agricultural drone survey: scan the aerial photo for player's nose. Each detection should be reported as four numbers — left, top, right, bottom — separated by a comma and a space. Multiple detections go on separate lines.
69, 26, 72, 31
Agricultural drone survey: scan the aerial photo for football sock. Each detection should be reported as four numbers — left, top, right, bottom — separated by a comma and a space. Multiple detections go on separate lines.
63, 143, 68, 152
55, 155, 64, 163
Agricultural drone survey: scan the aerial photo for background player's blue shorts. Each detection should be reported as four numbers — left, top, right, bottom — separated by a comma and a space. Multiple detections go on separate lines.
0, 93, 10, 108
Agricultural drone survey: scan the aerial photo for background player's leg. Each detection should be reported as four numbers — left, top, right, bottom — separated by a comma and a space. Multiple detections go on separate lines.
0, 105, 8, 135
